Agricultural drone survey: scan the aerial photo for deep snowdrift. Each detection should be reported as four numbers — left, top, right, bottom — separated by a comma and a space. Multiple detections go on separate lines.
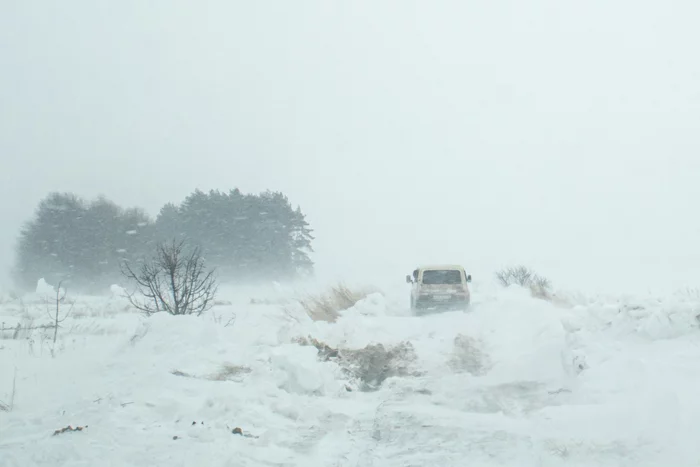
1, 281, 700, 466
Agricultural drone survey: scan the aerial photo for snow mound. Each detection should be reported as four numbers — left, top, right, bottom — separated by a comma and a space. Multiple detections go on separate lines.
3, 282, 700, 465
110, 284, 127, 298
35, 277, 63, 298
340, 292, 387, 317
269, 344, 346, 395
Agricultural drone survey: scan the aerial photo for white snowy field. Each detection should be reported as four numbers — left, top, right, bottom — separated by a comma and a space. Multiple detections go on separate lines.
2, 279, 700, 466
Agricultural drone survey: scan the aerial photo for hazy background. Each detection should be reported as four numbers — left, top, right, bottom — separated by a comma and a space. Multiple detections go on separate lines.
1, 1, 699, 295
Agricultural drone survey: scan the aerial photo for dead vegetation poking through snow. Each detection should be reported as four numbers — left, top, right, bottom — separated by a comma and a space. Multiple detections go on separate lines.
171, 363, 252, 383
0, 318, 53, 340
0, 300, 53, 340
210, 363, 252, 381
295, 284, 379, 322
0, 368, 17, 412
53, 425, 87, 436
293, 336, 421, 391
495, 265, 552, 300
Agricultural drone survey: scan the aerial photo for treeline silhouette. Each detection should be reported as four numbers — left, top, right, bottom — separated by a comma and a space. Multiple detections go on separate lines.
13, 188, 314, 292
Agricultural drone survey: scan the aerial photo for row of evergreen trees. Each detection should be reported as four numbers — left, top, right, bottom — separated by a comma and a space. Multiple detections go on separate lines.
13, 189, 314, 292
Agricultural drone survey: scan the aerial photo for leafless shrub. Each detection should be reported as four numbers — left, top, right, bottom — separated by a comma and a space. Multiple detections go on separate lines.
121, 239, 218, 316
496, 265, 532, 287
495, 265, 552, 300
529, 275, 553, 299
297, 284, 378, 322
44, 280, 75, 349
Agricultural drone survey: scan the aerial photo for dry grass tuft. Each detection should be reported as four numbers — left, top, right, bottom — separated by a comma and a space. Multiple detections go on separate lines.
171, 364, 251, 382
297, 284, 379, 322
209, 364, 251, 381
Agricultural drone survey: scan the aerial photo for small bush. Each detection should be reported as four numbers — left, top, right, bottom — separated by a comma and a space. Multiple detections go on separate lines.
297, 284, 378, 322
495, 265, 552, 300
121, 239, 218, 316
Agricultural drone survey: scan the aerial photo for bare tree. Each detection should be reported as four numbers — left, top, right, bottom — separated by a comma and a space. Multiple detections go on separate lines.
45, 280, 75, 351
121, 239, 218, 316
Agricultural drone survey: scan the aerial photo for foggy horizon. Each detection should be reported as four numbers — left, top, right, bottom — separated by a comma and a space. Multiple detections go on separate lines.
5, 4, 700, 464
2, 1, 699, 295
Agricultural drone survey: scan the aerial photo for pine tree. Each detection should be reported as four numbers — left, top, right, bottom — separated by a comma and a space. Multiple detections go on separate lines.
14, 192, 87, 290
13, 188, 315, 291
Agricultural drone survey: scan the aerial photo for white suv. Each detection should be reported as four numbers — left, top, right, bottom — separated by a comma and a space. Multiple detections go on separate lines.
406, 265, 472, 314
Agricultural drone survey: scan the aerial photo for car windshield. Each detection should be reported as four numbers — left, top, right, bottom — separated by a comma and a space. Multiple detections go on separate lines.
421, 269, 462, 285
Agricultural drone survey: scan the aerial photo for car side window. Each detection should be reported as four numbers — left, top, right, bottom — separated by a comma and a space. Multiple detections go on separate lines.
412, 269, 418, 281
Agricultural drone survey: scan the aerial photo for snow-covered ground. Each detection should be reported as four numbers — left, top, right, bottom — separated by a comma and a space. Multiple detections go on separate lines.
2, 279, 700, 466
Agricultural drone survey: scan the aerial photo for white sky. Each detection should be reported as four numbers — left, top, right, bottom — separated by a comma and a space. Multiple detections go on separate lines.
1, 1, 699, 294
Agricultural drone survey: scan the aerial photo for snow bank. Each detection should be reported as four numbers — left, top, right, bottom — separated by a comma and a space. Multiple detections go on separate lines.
269, 344, 347, 395
3, 282, 700, 466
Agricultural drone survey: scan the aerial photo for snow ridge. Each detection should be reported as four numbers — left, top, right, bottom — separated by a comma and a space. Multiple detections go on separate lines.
1, 281, 700, 466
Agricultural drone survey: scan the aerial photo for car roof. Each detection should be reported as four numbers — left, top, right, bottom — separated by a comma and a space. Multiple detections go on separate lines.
417, 264, 464, 271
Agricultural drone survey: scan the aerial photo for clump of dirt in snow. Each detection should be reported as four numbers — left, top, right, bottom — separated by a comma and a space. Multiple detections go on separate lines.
293, 336, 422, 391
448, 334, 491, 376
